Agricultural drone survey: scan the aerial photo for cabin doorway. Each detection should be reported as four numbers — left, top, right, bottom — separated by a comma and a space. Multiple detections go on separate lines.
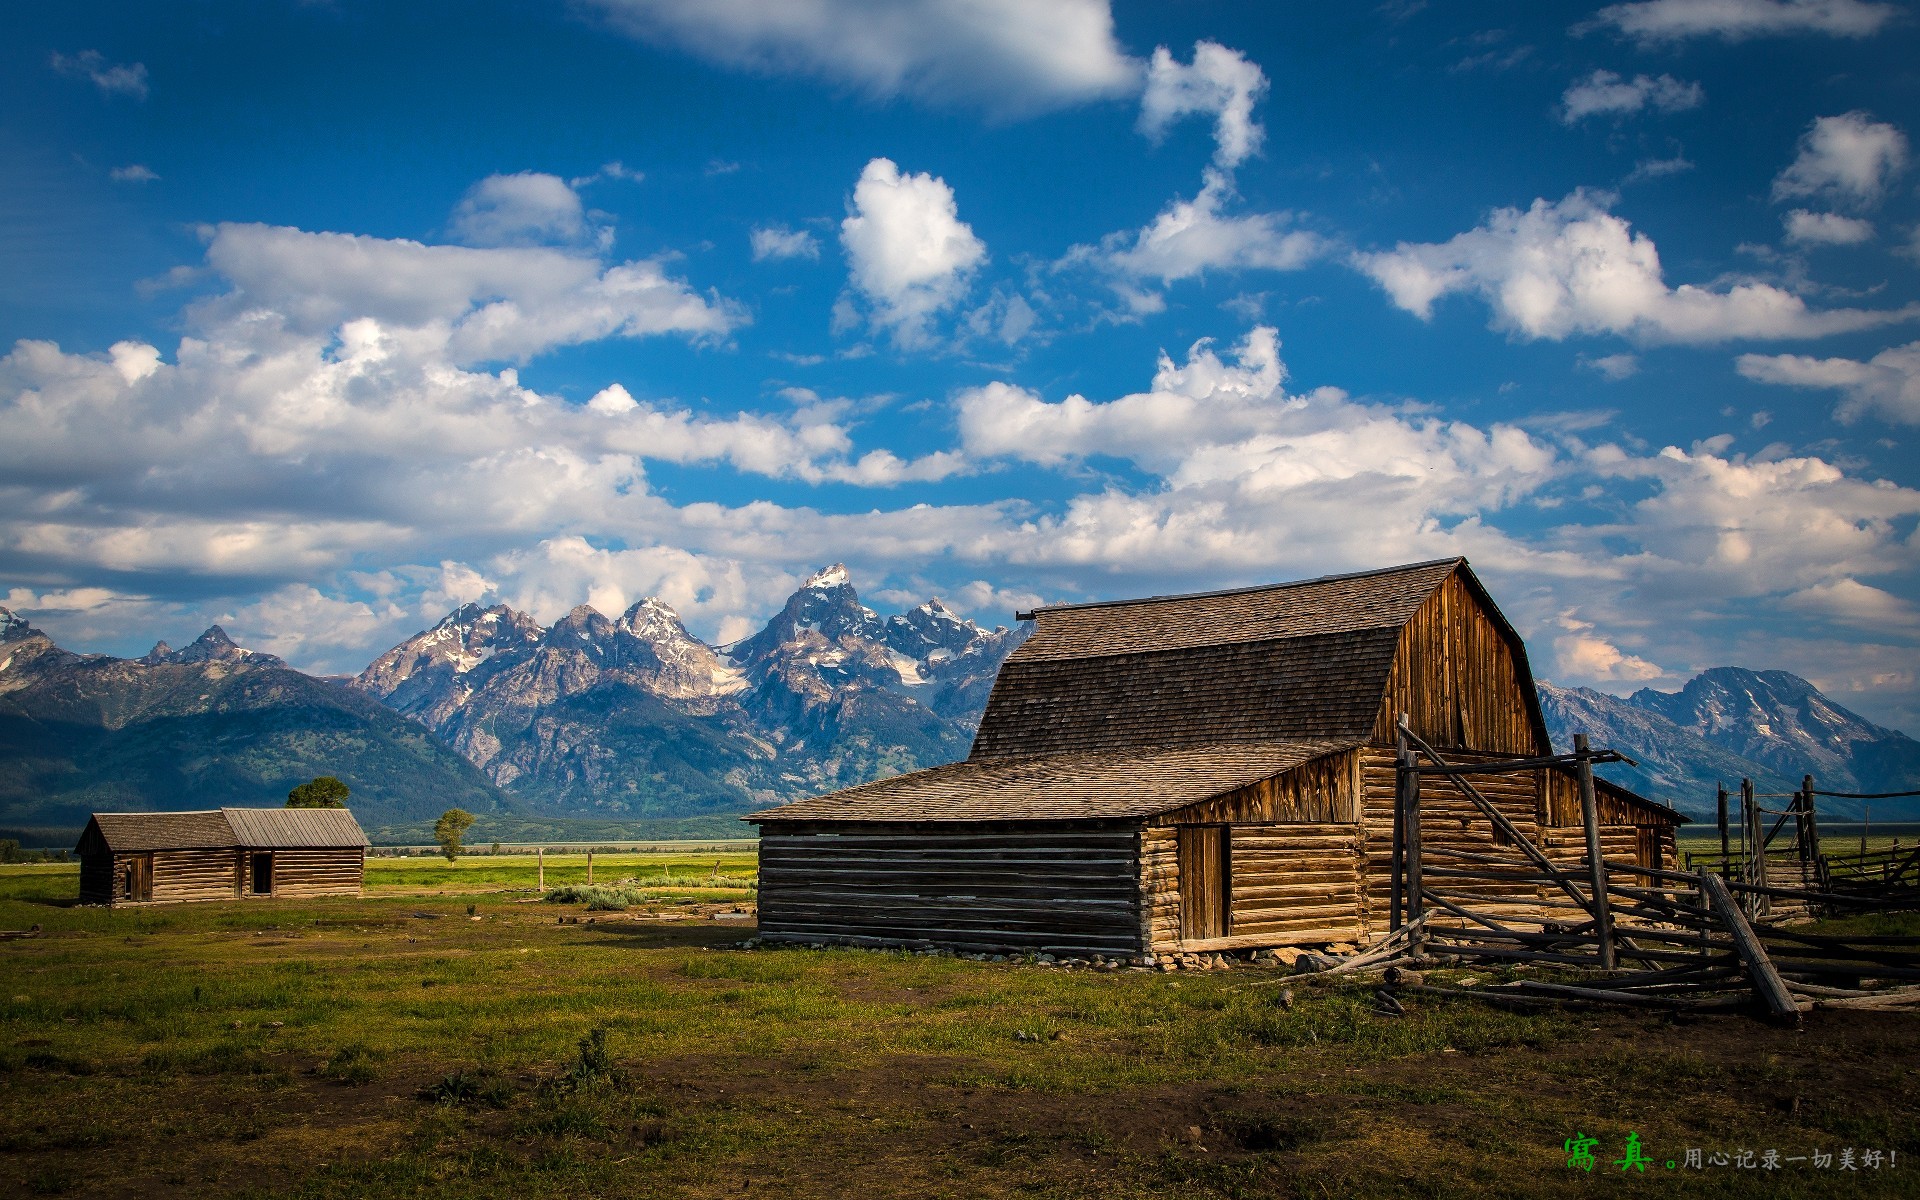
249, 852, 273, 895
1177, 825, 1230, 940
121, 854, 152, 902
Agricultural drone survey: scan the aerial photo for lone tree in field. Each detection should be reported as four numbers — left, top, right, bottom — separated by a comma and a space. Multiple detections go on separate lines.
434, 808, 476, 862
287, 775, 350, 808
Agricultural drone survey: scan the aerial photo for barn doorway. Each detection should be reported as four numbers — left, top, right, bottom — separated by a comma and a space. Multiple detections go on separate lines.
249, 852, 273, 895
1177, 826, 1230, 940
122, 854, 152, 902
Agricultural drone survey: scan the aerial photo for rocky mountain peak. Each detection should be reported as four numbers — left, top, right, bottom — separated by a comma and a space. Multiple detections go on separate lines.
621, 597, 692, 644
804, 563, 852, 591
1, 607, 43, 644
727, 564, 883, 665
142, 641, 174, 662
885, 598, 986, 662
163, 625, 285, 667
549, 604, 611, 637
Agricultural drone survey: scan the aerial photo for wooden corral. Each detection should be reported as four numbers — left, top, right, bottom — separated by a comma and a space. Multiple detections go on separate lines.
750, 559, 1686, 957
75, 807, 370, 906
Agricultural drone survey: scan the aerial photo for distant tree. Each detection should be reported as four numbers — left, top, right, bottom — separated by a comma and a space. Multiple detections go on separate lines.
434, 809, 476, 862
288, 775, 351, 808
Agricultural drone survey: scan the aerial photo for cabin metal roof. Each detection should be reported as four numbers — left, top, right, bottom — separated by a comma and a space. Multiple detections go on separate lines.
78, 807, 370, 852
749, 739, 1361, 824
220, 807, 371, 848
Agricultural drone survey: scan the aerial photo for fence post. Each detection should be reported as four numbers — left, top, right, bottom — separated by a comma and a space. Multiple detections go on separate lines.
1390, 722, 1408, 931
538, 846, 545, 893
1800, 775, 1820, 858
1575, 733, 1615, 970
1716, 783, 1730, 862
587, 849, 594, 885
1401, 721, 1423, 925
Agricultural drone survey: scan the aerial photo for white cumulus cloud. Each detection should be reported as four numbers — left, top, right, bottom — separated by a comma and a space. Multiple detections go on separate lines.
202, 221, 738, 364
1352, 190, 1920, 344
585, 0, 1139, 116
1060, 170, 1324, 302
839, 157, 987, 347
1737, 341, 1920, 424
450, 172, 599, 248
1782, 209, 1875, 245
1139, 41, 1268, 169
1559, 70, 1703, 123
1554, 611, 1664, 681
1772, 112, 1910, 208
1783, 578, 1920, 631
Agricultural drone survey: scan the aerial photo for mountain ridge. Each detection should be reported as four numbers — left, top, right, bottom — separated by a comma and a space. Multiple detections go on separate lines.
0, 608, 512, 832
1541, 669, 1920, 819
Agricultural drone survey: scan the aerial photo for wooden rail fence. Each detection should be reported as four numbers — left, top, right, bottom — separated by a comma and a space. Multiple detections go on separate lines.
1345, 720, 1920, 1025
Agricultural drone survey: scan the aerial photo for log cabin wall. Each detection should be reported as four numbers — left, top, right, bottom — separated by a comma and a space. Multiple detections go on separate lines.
757, 823, 1143, 956
149, 848, 245, 903
1357, 745, 1544, 928
1143, 753, 1369, 953
1543, 828, 1647, 872
266, 848, 366, 897
1371, 572, 1544, 755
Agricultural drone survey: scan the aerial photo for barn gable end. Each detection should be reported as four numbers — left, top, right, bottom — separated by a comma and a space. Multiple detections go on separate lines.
1371, 568, 1549, 755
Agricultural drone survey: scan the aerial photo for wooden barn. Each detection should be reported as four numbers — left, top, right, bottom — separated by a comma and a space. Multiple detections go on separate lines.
76, 807, 370, 906
748, 558, 1685, 958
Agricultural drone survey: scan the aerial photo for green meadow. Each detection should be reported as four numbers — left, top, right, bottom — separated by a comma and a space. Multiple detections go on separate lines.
2, 858, 1917, 1198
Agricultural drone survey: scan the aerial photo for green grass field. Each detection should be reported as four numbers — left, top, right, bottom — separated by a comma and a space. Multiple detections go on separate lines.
3, 859, 1918, 1198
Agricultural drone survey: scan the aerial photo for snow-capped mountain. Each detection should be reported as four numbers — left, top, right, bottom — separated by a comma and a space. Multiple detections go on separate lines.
349, 566, 1029, 816
1542, 668, 1920, 818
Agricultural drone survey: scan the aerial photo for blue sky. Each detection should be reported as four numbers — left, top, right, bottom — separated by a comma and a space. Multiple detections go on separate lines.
4, 0, 1919, 728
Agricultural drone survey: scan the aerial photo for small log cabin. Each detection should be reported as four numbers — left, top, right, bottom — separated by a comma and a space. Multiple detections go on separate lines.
76, 807, 370, 906
749, 558, 1684, 957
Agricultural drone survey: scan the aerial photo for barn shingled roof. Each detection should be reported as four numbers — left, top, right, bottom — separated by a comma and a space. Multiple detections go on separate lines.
970, 558, 1481, 760
747, 739, 1359, 823
78, 807, 370, 853
82, 810, 236, 853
